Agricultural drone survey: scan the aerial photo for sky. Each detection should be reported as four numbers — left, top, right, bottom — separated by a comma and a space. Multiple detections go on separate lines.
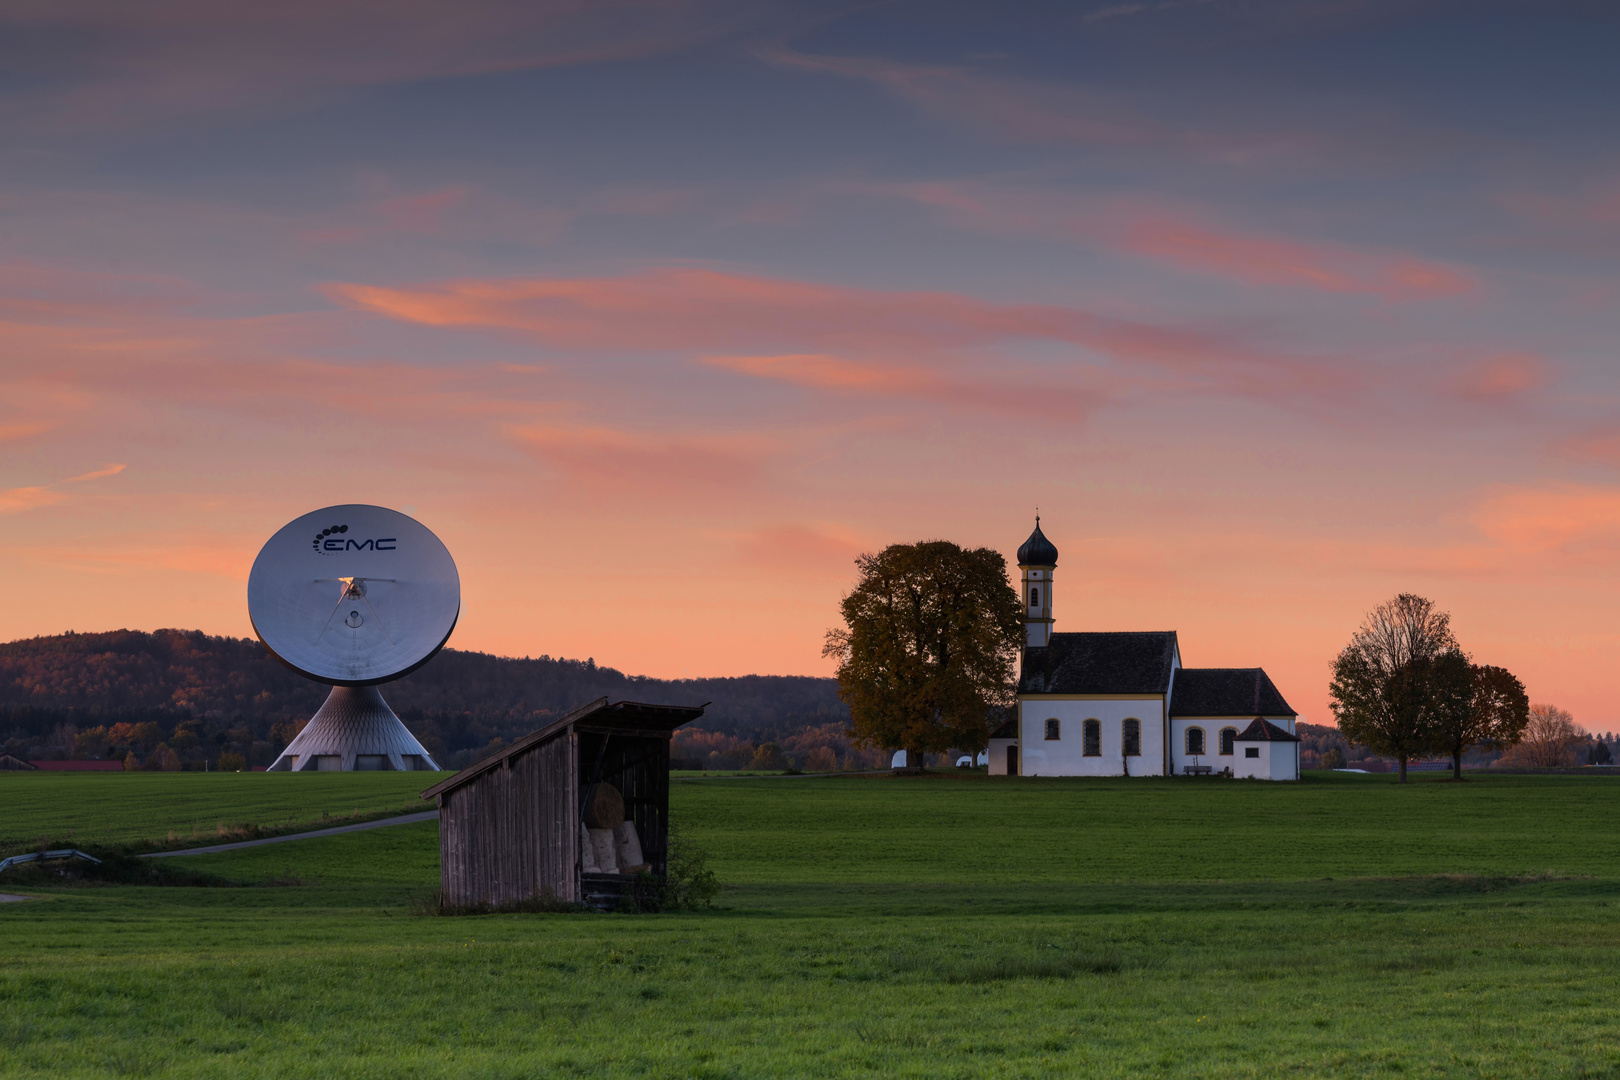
2, 0, 1618, 729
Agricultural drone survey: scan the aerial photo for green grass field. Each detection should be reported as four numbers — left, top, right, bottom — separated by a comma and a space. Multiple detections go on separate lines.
0, 772, 430, 853
2, 771, 1618, 1077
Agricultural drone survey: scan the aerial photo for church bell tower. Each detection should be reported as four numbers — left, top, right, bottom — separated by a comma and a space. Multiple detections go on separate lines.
1017, 516, 1059, 647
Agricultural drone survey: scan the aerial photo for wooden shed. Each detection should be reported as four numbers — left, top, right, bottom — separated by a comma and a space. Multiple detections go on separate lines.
420, 697, 705, 910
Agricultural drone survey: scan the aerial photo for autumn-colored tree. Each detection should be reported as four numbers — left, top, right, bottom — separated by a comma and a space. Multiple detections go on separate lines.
1330, 594, 1463, 783
824, 541, 1023, 772
1429, 662, 1530, 780
749, 742, 789, 771
801, 746, 838, 773
1497, 704, 1582, 768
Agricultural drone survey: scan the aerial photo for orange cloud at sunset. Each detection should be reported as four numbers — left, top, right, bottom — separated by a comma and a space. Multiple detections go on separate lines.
1473, 485, 1620, 557
328, 267, 1353, 405
0, 486, 68, 515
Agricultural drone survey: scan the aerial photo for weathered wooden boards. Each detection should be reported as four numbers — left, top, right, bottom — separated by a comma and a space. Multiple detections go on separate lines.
425, 699, 701, 909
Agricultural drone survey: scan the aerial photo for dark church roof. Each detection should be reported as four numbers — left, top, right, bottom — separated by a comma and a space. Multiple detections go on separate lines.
1169, 668, 1296, 718
1017, 519, 1059, 566
1234, 717, 1301, 742
1019, 632, 1178, 695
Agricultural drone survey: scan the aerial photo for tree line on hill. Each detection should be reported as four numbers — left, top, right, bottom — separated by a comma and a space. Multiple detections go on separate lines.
0, 629, 847, 770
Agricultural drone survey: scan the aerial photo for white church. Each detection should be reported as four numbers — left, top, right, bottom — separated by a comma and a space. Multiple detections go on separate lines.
988, 519, 1301, 780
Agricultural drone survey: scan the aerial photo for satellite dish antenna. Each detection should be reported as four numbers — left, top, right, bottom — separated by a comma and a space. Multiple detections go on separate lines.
249, 504, 457, 772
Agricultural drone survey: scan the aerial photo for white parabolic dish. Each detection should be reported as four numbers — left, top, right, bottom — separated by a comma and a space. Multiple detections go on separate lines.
247, 505, 460, 686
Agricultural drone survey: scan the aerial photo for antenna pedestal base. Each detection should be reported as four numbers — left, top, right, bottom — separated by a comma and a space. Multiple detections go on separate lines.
268, 685, 440, 772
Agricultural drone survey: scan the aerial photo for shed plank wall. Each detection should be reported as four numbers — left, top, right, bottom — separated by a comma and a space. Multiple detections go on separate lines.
440, 730, 577, 907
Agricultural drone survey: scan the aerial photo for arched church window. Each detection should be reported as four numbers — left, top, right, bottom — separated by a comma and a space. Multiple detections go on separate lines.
1030, 587, 1040, 607
1123, 718, 1141, 757
1082, 719, 1101, 756
1219, 728, 1236, 756
1186, 727, 1205, 755
1044, 718, 1060, 740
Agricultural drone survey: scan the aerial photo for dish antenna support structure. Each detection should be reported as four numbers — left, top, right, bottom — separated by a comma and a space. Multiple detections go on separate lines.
249, 505, 458, 772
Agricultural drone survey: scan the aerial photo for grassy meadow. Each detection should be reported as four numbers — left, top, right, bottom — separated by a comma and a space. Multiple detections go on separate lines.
2, 770, 1619, 1077
0, 771, 429, 853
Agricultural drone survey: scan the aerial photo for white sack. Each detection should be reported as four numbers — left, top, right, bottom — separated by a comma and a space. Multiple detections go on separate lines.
580, 823, 600, 873
615, 820, 646, 873
588, 827, 619, 873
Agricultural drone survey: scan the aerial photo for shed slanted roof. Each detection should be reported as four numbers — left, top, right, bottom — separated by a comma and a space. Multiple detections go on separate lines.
1019, 632, 1179, 696
1233, 717, 1301, 742
1169, 668, 1296, 718
420, 697, 707, 801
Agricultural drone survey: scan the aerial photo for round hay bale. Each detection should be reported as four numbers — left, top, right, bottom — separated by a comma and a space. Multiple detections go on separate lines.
582, 783, 625, 829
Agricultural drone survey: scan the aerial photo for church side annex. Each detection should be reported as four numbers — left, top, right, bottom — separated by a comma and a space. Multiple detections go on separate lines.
988, 520, 1300, 780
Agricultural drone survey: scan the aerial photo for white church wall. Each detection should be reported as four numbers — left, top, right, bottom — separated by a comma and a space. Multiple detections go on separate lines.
1170, 716, 1295, 775
1019, 697, 1166, 777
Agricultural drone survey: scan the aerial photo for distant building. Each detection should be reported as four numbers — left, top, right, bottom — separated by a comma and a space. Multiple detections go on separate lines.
989, 519, 1300, 781
31, 760, 124, 772
0, 753, 38, 770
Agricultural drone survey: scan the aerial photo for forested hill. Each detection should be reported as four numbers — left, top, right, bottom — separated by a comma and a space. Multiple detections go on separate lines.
0, 629, 846, 765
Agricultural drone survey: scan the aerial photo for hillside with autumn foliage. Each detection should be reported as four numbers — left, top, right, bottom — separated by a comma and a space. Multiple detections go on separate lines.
0, 629, 849, 770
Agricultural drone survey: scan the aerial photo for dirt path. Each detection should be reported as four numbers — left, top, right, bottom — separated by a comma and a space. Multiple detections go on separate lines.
0, 893, 35, 902
140, 810, 438, 858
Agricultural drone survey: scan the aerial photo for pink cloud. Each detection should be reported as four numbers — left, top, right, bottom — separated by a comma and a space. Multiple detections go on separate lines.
67, 463, 127, 483
1556, 428, 1620, 468
735, 523, 867, 576
1123, 218, 1476, 301
0, 486, 67, 515
697, 353, 1105, 420
1473, 485, 1620, 557
0, 462, 123, 516
868, 180, 1475, 302
0, 419, 56, 443
506, 422, 772, 493
327, 267, 1354, 405
1447, 353, 1549, 403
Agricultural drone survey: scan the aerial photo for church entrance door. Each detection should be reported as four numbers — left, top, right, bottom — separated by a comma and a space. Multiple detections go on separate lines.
1007, 746, 1018, 776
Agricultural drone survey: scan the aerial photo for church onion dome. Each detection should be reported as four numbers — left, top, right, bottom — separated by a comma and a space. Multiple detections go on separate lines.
1017, 519, 1058, 566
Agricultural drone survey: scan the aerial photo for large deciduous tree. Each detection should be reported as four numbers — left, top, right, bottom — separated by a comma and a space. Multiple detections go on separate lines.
1329, 593, 1463, 783
823, 541, 1023, 771
1430, 664, 1529, 780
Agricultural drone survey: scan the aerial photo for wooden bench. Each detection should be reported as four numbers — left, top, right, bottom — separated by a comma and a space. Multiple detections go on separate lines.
1183, 764, 1213, 776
